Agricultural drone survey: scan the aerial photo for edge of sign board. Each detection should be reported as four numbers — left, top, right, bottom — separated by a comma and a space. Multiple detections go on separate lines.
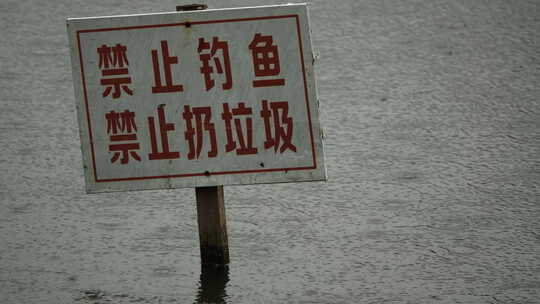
67, 15, 94, 193
66, 3, 309, 22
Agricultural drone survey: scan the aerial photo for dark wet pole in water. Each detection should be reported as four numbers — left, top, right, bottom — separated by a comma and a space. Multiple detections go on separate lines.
195, 186, 230, 265
194, 265, 230, 304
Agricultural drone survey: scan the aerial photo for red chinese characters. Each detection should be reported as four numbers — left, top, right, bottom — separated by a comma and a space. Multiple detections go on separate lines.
105, 110, 141, 164
222, 102, 258, 155
147, 105, 180, 160
151, 40, 183, 93
261, 100, 296, 153
98, 44, 134, 98
183, 105, 218, 159
97, 29, 301, 168
198, 37, 233, 91
249, 33, 285, 87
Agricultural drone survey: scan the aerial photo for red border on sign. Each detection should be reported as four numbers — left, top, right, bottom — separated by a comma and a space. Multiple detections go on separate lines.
76, 14, 317, 183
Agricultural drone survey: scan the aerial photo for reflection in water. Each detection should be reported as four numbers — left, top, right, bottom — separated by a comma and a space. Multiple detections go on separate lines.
194, 265, 230, 304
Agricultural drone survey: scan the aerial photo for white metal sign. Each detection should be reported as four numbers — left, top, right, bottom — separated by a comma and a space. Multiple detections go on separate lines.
67, 4, 326, 193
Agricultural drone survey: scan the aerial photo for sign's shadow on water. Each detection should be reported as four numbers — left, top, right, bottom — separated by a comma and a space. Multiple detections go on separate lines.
194, 265, 230, 304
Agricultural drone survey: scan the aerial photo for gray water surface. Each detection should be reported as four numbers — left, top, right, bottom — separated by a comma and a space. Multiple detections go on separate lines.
1, 0, 539, 303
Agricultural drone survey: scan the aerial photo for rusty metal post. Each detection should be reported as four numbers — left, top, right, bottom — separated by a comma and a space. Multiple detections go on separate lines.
176, 4, 230, 266
176, 4, 207, 11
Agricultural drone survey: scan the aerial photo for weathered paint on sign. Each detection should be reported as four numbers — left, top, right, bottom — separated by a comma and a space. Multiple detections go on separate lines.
67, 4, 326, 193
